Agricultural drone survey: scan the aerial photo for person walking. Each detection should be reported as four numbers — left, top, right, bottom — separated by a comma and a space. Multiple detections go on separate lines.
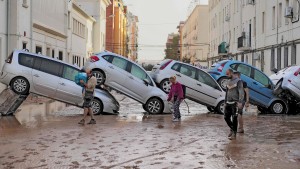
78, 69, 97, 125
224, 69, 244, 140
167, 76, 184, 122
234, 71, 250, 133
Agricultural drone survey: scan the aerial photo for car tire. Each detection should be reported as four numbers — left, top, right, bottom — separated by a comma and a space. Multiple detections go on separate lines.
207, 106, 215, 112
11, 77, 30, 95
269, 101, 286, 114
92, 70, 105, 85
273, 79, 283, 96
215, 100, 226, 114
218, 77, 229, 90
91, 99, 103, 115
142, 104, 147, 112
145, 98, 164, 114
159, 79, 171, 93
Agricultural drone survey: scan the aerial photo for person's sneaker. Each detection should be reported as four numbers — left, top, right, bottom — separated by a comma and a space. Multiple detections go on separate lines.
228, 130, 233, 138
237, 129, 244, 133
87, 119, 96, 124
228, 133, 236, 140
78, 119, 85, 125
172, 118, 179, 122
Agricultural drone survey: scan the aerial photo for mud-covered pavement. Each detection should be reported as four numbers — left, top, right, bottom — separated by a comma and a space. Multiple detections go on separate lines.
1, 94, 300, 169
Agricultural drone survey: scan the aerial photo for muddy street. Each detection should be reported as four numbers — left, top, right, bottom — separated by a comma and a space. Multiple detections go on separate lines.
1, 95, 300, 169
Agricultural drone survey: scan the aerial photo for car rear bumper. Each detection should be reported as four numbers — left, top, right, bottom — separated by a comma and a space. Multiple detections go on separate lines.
0, 71, 14, 86
283, 82, 300, 100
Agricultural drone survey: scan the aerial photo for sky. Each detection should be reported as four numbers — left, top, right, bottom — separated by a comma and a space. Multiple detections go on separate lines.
123, 0, 209, 62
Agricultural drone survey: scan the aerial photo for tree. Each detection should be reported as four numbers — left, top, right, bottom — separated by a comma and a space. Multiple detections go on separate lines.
142, 64, 154, 71
164, 34, 179, 60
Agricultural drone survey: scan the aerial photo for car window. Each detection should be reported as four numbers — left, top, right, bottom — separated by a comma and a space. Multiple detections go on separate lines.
33, 57, 42, 70
39, 59, 62, 76
102, 55, 112, 62
130, 64, 153, 86
171, 63, 180, 71
63, 66, 80, 82
179, 64, 196, 79
19, 53, 34, 68
111, 56, 127, 70
254, 69, 269, 86
230, 63, 238, 70
197, 70, 219, 89
237, 64, 251, 77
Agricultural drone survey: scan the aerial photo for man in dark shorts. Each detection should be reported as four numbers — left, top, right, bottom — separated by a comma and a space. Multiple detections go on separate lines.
234, 72, 250, 133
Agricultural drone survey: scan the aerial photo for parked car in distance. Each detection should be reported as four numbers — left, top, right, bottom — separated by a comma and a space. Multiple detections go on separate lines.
270, 66, 300, 101
83, 51, 171, 114
150, 59, 225, 114
0, 50, 119, 115
208, 60, 289, 114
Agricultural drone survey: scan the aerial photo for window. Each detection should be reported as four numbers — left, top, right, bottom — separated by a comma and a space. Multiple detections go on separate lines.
102, 55, 112, 62
237, 64, 251, 77
179, 64, 196, 79
284, 46, 288, 68
36, 46, 42, 54
286, 0, 290, 25
46, 48, 51, 57
271, 48, 275, 70
272, 6, 276, 29
72, 18, 85, 38
59, 51, 63, 60
254, 69, 269, 86
261, 51, 265, 72
63, 66, 80, 82
33, 57, 42, 70
253, 17, 256, 37
277, 47, 282, 69
22, 0, 28, 8
111, 56, 127, 70
291, 44, 297, 65
262, 12, 265, 33
197, 70, 219, 90
130, 64, 147, 80
18, 54, 34, 68
279, 3, 283, 27
171, 63, 180, 71
40, 59, 62, 76
230, 63, 238, 70
52, 49, 55, 58
22, 42, 27, 50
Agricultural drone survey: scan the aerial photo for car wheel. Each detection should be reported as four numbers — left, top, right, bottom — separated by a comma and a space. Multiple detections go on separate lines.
159, 79, 171, 93
11, 77, 30, 95
92, 70, 105, 85
91, 99, 103, 115
269, 101, 286, 114
145, 98, 163, 114
207, 106, 215, 112
142, 104, 147, 112
273, 79, 283, 95
215, 101, 226, 114
218, 77, 229, 90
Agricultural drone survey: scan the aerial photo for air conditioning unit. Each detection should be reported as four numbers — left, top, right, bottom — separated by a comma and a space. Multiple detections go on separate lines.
247, 0, 255, 5
253, 53, 260, 60
285, 7, 293, 18
225, 15, 230, 22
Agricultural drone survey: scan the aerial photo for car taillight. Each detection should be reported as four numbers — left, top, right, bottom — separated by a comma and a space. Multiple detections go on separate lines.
90, 56, 99, 62
294, 68, 300, 76
217, 62, 227, 72
160, 60, 172, 70
6, 53, 13, 64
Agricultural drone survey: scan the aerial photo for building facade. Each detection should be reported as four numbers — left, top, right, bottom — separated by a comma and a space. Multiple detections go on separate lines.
182, 5, 209, 67
177, 21, 185, 61
209, 0, 300, 75
127, 11, 139, 61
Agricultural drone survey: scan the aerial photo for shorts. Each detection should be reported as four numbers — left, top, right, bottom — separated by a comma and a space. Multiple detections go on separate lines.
83, 98, 93, 108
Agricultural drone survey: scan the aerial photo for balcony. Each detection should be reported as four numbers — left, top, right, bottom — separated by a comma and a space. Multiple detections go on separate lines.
237, 35, 251, 51
218, 42, 228, 55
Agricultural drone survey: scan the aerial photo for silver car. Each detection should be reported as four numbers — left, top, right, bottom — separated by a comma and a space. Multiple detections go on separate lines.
150, 59, 226, 114
270, 66, 300, 101
0, 50, 119, 115
83, 51, 171, 114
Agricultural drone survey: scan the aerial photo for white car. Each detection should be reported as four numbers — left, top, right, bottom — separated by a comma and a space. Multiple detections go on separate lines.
270, 66, 300, 100
83, 51, 171, 114
0, 50, 120, 115
150, 59, 226, 114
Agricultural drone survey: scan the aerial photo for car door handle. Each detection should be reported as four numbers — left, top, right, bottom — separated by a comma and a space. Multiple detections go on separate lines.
129, 76, 134, 80
33, 74, 39, 77
197, 83, 202, 87
59, 82, 65, 86
109, 66, 114, 69
176, 74, 181, 77
253, 82, 258, 85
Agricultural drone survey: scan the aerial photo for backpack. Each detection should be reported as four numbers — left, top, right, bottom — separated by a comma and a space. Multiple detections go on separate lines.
75, 73, 87, 87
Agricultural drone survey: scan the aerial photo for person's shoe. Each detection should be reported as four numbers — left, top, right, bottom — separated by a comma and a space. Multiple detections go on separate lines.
228, 130, 233, 138
87, 119, 96, 124
78, 119, 85, 125
172, 118, 179, 122
237, 129, 244, 133
228, 133, 236, 140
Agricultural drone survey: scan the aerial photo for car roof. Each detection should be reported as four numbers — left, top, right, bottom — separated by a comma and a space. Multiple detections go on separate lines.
14, 49, 80, 70
172, 60, 207, 72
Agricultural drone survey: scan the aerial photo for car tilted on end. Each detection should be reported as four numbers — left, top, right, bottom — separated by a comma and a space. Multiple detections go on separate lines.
83, 51, 171, 114
150, 59, 226, 114
208, 60, 289, 114
0, 50, 120, 115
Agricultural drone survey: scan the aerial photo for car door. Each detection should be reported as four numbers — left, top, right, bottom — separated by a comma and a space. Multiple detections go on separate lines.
251, 69, 274, 105
31, 57, 62, 98
124, 63, 154, 103
56, 65, 83, 105
105, 56, 127, 92
196, 69, 224, 105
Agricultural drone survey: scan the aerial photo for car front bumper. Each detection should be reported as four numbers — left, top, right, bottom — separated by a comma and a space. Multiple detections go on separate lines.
103, 100, 120, 114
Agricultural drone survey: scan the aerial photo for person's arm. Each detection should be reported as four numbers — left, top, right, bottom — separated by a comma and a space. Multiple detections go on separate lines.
167, 86, 173, 101
237, 80, 244, 109
244, 87, 250, 107
178, 84, 184, 101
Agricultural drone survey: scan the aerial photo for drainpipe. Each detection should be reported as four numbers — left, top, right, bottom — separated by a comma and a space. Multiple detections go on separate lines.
30, 0, 33, 52
7, 0, 10, 59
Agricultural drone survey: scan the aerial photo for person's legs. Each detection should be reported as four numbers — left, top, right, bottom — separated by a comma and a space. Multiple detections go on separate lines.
79, 107, 89, 125
237, 105, 244, 133
224, 104, 234, 130
173, 100, 180, 121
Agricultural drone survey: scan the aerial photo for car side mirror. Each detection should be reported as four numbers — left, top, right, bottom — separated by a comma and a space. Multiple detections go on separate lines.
272, 68, 278, 74
143, 79, 150, 86
266, 84, 272, 89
